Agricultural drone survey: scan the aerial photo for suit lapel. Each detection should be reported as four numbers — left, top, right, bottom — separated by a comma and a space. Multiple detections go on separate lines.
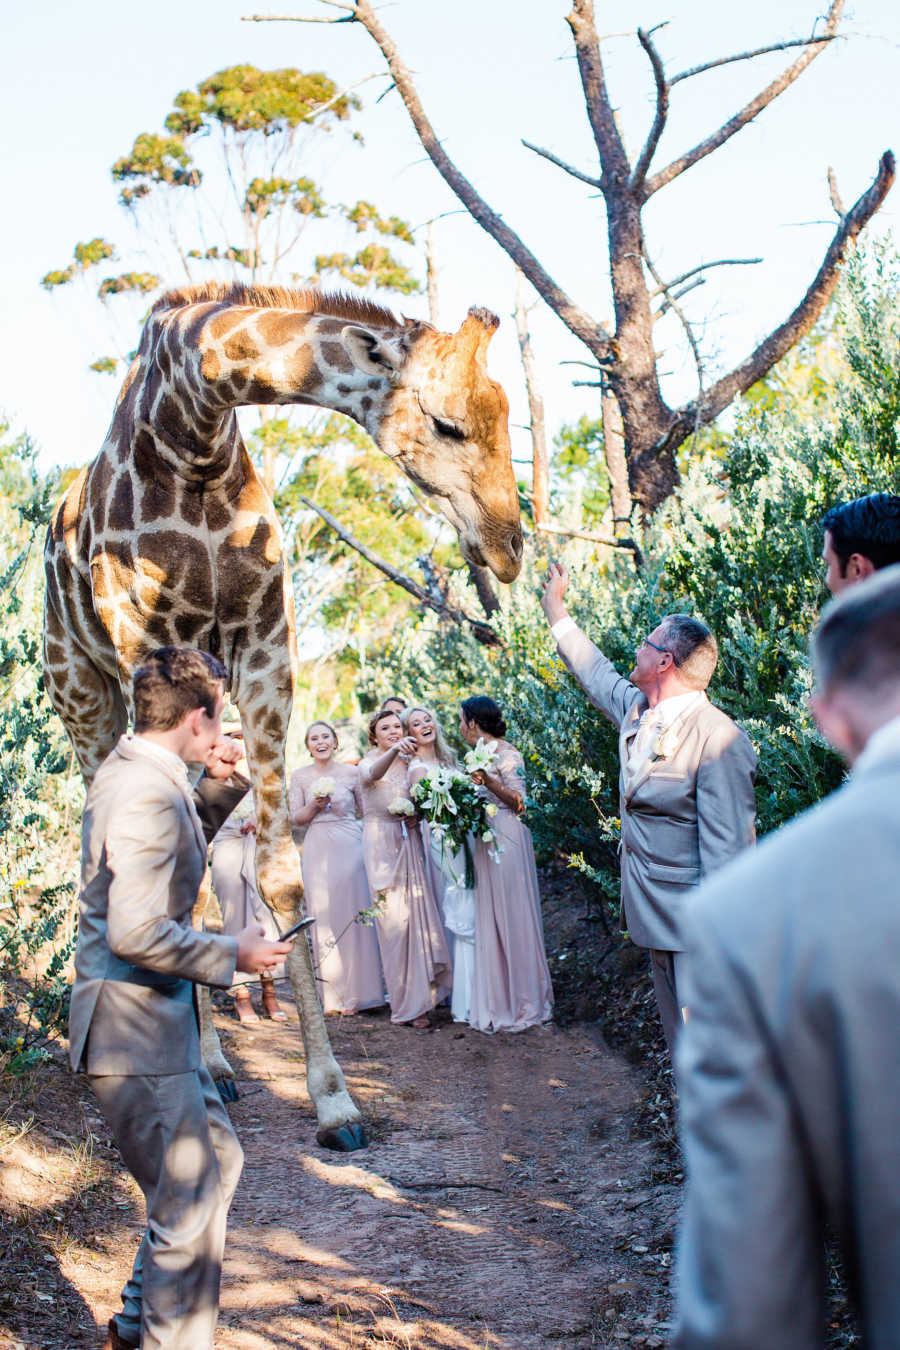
624, 695, 706, 804
116, 737, 207, 856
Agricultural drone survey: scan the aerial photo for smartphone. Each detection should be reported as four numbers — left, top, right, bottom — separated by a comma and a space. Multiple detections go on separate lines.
278, 916, 316, 941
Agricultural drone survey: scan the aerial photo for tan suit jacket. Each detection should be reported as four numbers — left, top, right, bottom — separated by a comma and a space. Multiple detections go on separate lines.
69, 737, 245, 1075
674, 748, 900, 1349
556, 624, 757, 951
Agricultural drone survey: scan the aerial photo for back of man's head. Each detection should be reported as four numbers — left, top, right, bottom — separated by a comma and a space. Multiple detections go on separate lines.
813, 565, 900, 702
659, 614, 718, 690
822, 493, 900, 573
133, 647, 227, 733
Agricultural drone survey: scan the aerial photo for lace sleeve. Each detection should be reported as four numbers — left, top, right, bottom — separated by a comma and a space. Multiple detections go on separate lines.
496, 746, 528, 800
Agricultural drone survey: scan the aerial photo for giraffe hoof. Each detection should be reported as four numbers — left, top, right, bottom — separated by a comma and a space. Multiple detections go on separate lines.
317, 1121, 368, 1152
216, 1077, 240, 1104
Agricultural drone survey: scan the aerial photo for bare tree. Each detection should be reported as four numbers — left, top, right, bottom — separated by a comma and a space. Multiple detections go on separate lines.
514, 271, 550, 530
245, 0, 894, 514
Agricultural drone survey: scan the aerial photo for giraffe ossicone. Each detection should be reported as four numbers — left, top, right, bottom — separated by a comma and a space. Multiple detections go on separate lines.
43, 282, 522, 1149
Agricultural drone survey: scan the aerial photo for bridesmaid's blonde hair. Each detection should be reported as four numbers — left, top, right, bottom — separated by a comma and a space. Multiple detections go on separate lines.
402, 706, 457, 767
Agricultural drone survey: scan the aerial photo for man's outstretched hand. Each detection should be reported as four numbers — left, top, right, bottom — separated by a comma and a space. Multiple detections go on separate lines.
541, 561, 570, 627
235, 924, 294, 974
205, 735, 244, 781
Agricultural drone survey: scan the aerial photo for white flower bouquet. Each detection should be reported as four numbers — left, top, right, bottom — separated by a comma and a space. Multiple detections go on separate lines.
410, 764, 499, 888
462, 737, 498, 775
387, 796, 416, 817
311, 776, 336, 799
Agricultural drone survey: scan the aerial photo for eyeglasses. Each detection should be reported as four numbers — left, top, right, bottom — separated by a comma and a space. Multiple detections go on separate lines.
641, 637, 669, 655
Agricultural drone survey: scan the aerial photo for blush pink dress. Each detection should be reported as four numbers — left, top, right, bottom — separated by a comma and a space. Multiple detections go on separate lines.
469, 741, 554, 1033
289, 762, 384, 1014
358, 751, 452, 1023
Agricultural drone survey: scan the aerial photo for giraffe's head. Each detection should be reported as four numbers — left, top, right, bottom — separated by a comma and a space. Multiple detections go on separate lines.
341, 308, 523, 583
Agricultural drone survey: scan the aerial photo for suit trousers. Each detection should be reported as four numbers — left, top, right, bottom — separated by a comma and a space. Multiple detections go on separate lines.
89, 1063, 244, 1350
648, 948, 685, 1057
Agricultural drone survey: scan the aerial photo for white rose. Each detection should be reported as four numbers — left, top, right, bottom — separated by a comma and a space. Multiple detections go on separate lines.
485, 803, 498, 817
311, 776, 336, 798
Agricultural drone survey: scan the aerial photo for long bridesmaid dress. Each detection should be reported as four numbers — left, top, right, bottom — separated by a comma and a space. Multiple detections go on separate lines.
288, 762, 384, 1014
210, 797, 284, 985
358, 751, 452, 1023
469, 741, 554, 1033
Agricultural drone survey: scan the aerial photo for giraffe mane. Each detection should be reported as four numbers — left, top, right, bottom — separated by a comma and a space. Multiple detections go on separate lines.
152, 281, 411, 330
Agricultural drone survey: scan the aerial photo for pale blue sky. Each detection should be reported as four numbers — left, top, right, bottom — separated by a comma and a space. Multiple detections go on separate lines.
3, 0, 897, 472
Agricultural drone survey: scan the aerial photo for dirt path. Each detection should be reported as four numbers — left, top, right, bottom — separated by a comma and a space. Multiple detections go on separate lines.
2, 994, 679, 1350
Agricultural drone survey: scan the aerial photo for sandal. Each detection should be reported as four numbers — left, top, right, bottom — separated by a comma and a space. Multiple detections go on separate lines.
260, 978, 288, 1021
411, 1013, 431, 1030
233, 988, 259, 1025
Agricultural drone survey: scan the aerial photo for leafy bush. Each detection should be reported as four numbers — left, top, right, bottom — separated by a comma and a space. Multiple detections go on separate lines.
0, 425, 80, 1073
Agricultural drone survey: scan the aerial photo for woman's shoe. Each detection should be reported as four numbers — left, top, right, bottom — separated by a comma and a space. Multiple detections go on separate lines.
260, 978, 287, 1021
233, 988, 260, 1025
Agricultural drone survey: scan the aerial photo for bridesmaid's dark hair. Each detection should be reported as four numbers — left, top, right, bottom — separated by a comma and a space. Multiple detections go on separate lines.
461, 696, 507, 739
305, 720, 338, 749
368, 707, 402, 746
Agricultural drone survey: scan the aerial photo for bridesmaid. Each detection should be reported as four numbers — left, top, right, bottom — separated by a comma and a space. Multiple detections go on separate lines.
460, 695, 554, 1033
359, 708, 452, 1028
210, 740, 286, 1025
403, 706, 476, 1024
288, 721, 384, 1015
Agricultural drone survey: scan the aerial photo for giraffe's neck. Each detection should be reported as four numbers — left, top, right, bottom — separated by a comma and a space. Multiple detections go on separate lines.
168, 306, 394, 441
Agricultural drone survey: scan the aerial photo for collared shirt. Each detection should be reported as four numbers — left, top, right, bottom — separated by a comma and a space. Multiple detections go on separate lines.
853, 712, 900, 776
129, 734, 190, 782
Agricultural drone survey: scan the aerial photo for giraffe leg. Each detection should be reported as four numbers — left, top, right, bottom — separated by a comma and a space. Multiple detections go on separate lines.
192, 869, 237, 1090
235, 677, 367, 1151
42, 599, 128, 783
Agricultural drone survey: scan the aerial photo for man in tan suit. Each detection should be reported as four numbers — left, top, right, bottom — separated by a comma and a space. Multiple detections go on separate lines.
674, 566, 900, 1349
70, 647, 293, 1350
540, 563, 757, 1052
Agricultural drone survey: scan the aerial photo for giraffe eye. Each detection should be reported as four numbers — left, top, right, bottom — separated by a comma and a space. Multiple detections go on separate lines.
431, 415, 466, 442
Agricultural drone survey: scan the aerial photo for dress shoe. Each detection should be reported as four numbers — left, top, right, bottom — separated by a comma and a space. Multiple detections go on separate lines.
102, 1317, 139, 1349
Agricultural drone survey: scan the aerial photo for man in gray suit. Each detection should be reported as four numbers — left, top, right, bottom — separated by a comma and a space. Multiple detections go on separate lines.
70, 646, 293, 1350
673, 566, 900, 1349
540, 563, 757, 1052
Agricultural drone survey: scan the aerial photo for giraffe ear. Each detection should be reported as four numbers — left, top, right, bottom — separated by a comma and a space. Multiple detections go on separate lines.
341, 325, 407, 381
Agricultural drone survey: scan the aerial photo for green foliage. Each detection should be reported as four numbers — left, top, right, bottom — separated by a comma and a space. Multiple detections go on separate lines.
40, 237, 116, 291
0, 425, 80, 1074
369, 244, 900, 921
165, 65, 359, 137
98, 271, 161, 300
313, 243, 422, 295
88, 356, 119, 376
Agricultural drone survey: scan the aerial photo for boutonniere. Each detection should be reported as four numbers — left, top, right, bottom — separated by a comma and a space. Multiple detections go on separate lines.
649, 727, 677, 762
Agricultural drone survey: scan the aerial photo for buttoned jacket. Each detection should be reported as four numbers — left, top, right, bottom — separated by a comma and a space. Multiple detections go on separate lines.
556, 624, 757, 951
674, 748, 900, 1349
69, 737, 247, 1075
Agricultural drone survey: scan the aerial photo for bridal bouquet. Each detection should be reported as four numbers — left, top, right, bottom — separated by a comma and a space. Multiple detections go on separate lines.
462, 737, 498, 775
410, 764, 499, 889
310, 776, 336, 799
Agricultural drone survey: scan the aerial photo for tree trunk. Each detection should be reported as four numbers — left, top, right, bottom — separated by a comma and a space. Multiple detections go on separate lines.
514, 271, 550, 528
600, 386, 632, 529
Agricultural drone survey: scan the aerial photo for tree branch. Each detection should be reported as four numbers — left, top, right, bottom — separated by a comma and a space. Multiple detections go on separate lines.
649, 256, 763, 296
521, 140, 602, 189
296, 495, 502, 646
630, 26, 670, 192
643, 249, 705, 405
654, 276, 706, 318
332, 0, 613, 358
566, 0, 632, 184
672, 149, 896, 436
827, 166, 845, 218
537, 519, 643, 565
669, 34, 835, 86
643, 0, 846, 199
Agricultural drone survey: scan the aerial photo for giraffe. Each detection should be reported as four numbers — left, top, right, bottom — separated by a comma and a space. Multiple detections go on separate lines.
43, 281, 522, 1150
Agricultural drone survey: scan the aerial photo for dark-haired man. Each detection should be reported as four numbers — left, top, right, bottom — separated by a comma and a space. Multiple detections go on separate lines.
822, 491, 900, 594
674, 565, 900, 1349
540, 563, 757, 1054
70, 647, 294, 1350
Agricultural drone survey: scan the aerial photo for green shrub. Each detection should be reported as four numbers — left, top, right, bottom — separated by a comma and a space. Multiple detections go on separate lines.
0, 425, 80, 1074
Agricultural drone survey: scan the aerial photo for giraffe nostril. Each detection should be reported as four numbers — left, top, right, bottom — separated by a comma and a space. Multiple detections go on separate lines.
508, 531, 524, 561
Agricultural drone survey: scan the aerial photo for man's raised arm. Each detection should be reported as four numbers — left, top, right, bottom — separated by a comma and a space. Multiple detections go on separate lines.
540, 562, 641, 730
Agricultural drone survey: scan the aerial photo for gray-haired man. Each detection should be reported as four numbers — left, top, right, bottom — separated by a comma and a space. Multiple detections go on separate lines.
541, 563, 757, 1053
674, 564, 900, 1349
